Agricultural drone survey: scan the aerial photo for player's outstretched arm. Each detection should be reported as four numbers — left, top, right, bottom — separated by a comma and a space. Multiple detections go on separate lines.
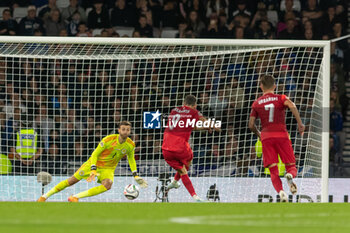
284, 99, 305, 136
86, 143, 105, 182
249, 116, 261, 139
127, 150, 148, 188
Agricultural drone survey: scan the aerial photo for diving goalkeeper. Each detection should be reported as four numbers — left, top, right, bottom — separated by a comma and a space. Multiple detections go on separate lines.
37, 121, 148, 202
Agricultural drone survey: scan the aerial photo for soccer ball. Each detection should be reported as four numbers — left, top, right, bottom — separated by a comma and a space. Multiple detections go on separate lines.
123, 184, 140, 200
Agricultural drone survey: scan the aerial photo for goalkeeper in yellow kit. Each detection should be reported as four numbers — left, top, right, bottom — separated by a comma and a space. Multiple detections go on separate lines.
37, 121, 148, 202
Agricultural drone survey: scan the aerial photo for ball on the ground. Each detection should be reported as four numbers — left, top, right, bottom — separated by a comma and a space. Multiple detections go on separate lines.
123, 184, 139, 200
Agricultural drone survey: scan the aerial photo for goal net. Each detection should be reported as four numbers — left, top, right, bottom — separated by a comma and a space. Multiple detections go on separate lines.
0, 37, 329, 202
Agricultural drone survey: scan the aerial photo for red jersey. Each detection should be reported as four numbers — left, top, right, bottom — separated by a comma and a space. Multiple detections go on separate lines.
162, 106, 202, 152
250, 93, 289, 141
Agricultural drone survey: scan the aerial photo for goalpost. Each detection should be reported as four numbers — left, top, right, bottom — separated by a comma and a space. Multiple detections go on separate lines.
0, 37, 329, 202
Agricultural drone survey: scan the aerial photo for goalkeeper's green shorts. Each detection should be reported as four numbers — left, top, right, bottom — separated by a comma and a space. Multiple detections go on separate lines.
73, 162, 115, 183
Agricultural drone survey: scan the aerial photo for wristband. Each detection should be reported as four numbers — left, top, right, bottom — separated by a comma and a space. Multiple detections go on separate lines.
91, 165, 97, 171
132, 171, 138, 177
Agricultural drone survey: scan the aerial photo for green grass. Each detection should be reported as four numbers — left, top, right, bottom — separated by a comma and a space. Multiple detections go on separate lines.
0, 202, 349, 233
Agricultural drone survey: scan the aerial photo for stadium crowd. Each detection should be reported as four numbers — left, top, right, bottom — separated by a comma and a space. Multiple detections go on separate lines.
0, 0, 349, 177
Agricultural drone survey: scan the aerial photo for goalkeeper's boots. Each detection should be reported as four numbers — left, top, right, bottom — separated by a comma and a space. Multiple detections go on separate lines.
193, 195, 207, 203
166, 180, 180, 190
37, 196, 47, 202
68, 196, 79, 202
279, 190, 288, 203
285, 173, 297, 195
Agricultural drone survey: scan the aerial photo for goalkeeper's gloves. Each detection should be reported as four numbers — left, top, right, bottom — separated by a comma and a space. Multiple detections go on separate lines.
133, 172, 148, 188
87, 165, 98, 182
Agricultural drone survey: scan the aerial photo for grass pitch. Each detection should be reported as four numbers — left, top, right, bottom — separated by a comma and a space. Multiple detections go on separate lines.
0, 202, 349, 233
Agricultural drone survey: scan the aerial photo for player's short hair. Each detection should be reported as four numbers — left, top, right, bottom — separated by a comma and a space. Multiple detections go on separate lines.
119, 121, 132, 128
260, 74, 275, 89
184, 95, 197, 106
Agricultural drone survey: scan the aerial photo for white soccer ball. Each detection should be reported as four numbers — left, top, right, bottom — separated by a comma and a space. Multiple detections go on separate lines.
123, 184, 140, 200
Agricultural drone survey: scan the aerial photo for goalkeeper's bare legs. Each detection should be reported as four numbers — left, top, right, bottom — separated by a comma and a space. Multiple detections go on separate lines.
37, 176, 80, 202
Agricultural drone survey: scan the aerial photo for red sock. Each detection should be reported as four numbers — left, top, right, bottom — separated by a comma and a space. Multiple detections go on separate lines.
269, 166, 283, 193
180, 174, 196, 196
286, 165, 297, 178
174, 172, 180, 181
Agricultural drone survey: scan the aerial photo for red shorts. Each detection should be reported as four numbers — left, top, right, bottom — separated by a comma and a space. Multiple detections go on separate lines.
262, 138, 295, 167
163, 147, 193, 170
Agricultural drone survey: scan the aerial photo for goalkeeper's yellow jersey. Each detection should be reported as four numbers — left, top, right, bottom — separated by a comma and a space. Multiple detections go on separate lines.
86, 134, 137, 171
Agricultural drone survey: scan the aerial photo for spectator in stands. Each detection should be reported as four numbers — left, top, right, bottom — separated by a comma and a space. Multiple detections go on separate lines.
202, 16, 220, 38
330, 99, 345, 162
254, 19, 274, 39
0, 9, 18, 35
10, 117, 43, 174
44, 9, 66, 36
231, 0, 252, 19
132, 30, 141, 37
302, 0, 323, 24
87, 0, 110, 29
322, 5, 339, 36
33, 104, 55, 153
136, 0, 153, 26
162, 0, 180, 28
72, 139, 88, 162
66, 11, 81, 36
197, 92, 214, 118
38, 0, 59, 20
278, 18, 300, 39
76, 23, 91, 37
61, 121, 76, 156
111, 0, 136, 27
279, 0, 301, 22
19, 5, 45, 36
187, 10, 205, 37
206, 0, 228, 19
209, 85, 229, 118
135, 14, 153, 37
44, 143, 65, 175
61, 0, 87, 24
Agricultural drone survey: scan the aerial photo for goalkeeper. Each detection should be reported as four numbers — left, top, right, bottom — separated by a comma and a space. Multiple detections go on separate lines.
37, 121, 148, 202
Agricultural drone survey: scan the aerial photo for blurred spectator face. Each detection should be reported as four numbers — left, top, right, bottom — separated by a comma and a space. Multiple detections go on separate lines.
101, 30, 109, 37
72, 12, 81, 23
78, 24, 87, 33
2, 10, 11, 21
307, 0, 316, 9
336, 5, 344, 15
132, 30, 141, 37
303, 20, 312, 30
139, 16, 147, 27
116, 0, 125, 9
304, 29, 313, 39
59, 29, 68, 36
285, 0, 293, 11
28, 9, 36, 19
48, 144, 59, 157
51, 10, 60, 22
333, 23, 342, 34
70, 0, 78, 7
219, 14, 227, 26
286, 19, 295, 32
327, 7, 335, 17
235, 27, 244, 39
189, 11, 198, 22
260, 20, 270, 32
49, 0, 56, 5
237, 3, 246, 11
94, 3, 103, 10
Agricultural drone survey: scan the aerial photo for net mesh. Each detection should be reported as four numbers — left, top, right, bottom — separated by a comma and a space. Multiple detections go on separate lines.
0, 40, 325, 202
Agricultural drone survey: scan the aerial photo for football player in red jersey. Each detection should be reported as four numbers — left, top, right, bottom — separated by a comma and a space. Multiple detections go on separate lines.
249, 74, 305, 202
162, 95, 220, 202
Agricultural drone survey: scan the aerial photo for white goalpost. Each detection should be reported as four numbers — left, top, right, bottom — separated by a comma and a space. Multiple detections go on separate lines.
0, 37, 329, 202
